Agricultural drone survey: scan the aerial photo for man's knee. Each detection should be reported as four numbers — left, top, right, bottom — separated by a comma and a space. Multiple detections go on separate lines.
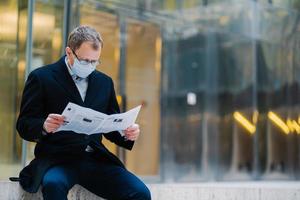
42, 172, 72, 194
42, 166, 75, 195
42, 178, 69, 193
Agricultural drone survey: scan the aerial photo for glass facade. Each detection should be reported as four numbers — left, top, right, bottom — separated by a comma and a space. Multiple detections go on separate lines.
1, 0, 300, 182
0, 0, 21, 180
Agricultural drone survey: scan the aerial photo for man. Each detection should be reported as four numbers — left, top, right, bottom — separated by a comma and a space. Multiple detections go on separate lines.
16, 25, 151, 200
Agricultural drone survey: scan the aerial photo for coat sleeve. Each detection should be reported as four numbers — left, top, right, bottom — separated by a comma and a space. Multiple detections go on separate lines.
104, 78, 134, 150
16, 71, 46, 142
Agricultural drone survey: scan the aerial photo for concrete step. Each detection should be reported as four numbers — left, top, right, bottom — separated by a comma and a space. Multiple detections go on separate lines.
1, 181, 300, 200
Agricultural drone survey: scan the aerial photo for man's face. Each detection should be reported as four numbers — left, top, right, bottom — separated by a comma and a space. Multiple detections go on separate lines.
65, 41, 101, 67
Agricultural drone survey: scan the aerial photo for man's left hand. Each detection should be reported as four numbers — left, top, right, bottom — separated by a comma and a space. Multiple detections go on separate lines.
123, 124, 140, 141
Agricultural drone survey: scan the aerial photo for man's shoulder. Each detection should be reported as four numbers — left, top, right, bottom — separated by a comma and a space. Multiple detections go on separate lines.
29, 57, 64, 77
30, 64, 52, 74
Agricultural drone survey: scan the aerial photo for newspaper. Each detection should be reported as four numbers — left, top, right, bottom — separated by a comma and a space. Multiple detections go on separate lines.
56, 102, 141, 135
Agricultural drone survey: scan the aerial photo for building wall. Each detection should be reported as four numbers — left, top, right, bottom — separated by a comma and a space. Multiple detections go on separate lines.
0, 0, 299, 182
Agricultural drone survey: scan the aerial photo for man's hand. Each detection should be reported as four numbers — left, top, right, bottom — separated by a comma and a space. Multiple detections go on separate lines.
124, 124, 140, 141
43, 114, 65, 134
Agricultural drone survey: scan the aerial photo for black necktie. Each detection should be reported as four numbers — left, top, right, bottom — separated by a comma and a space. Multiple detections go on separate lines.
74, 75, 83, 81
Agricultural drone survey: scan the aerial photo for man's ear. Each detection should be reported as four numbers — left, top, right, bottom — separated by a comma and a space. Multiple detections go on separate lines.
65, 47, 72, 56
65, 47, 74, 66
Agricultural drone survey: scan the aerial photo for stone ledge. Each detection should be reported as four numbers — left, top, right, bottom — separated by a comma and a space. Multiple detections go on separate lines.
150, 182, 300, 200
1, 181, 300, 200
0, 182, 103, 200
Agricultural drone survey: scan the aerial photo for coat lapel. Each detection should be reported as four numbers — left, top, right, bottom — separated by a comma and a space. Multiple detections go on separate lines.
52, 57, 84, 105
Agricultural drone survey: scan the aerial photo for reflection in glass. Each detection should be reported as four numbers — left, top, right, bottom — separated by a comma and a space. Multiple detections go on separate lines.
125, 20, 161, 176
0, 0, 22, 179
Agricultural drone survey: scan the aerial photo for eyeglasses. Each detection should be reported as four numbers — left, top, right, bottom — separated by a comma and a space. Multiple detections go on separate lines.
71, 49, 101, 66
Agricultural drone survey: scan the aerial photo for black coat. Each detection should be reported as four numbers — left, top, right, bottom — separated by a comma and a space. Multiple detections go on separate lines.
16, 56, 134, 193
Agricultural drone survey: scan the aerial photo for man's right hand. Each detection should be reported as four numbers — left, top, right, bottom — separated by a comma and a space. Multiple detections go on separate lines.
43, 114, 65, 133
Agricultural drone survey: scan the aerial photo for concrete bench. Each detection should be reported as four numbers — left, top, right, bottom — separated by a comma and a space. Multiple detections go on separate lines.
0, 182, 103, 200
1, 181, 300, 200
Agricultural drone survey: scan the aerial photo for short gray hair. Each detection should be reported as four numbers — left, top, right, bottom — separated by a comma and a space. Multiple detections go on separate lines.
67, 25, 103, 51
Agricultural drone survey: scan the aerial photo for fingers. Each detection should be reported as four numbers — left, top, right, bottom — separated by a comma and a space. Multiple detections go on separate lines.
48, 114, 65, 122
45, 118, 61, 126
126, 124, 139, 131
43, 114, 65, 133
43, 123, 60, 133
124, 124, 140, 141
125, 133, 139, 141
46, 123, 61, 129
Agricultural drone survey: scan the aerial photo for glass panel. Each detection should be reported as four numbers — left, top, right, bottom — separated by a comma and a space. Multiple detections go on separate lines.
0, 0, 22, 179
161, 31, 206, 181
257, 2, 299, 179
259, 41, 294, 179
25, 0, 65, 163
294, 28, 300, 180
125, 20, 161, 177
220, 34, 256, 180
79, 4, 120, 155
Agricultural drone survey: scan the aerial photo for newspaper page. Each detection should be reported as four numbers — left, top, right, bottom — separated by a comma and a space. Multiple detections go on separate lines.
56, 102, 141, 135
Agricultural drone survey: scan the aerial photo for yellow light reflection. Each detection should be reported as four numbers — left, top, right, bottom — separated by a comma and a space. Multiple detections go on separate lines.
114, 27, 120, 65
233, 111, 256, 134
268, 111, 290, 134
155, 36, 162, 72
33, 12, 55, 41
18, 60, 26, 74
252, 110, 259, 124
52, 28, 62, 51
0, 11, 18, 41
116, 95, 122, 106
286, 119, 300, 134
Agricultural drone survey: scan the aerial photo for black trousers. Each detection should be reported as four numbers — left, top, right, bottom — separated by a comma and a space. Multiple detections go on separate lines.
41, 152, 151, 200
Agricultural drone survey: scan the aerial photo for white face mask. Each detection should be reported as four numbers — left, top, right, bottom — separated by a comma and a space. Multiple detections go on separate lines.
71, 58, 96, 78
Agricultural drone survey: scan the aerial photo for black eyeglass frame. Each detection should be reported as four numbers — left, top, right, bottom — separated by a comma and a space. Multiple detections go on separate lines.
71, 48, 101, 66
